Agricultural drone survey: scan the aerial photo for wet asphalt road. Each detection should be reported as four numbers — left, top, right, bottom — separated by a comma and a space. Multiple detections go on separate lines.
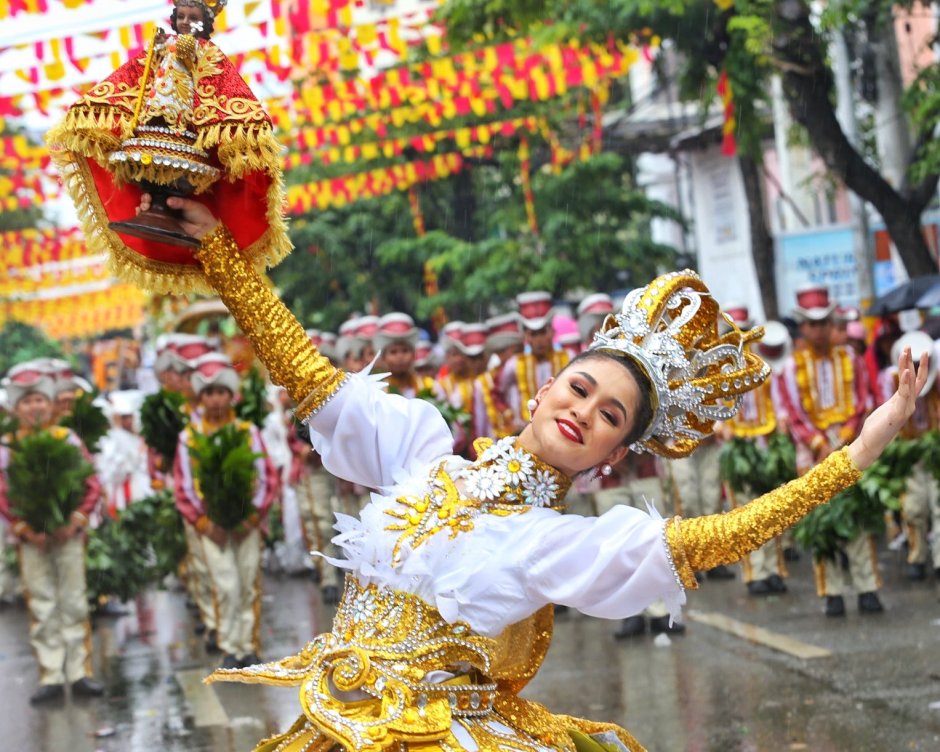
1, 544, 939, 752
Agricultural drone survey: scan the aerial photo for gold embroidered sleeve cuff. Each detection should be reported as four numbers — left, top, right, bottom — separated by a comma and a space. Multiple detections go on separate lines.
195, 224, 347, 420
666, 447, 861, 580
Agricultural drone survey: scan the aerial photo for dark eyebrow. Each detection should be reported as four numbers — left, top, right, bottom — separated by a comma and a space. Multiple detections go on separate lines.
573, 370, 628, 420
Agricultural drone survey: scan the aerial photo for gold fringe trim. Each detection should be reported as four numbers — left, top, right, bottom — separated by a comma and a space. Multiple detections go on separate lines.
49, 146, 291, 295
109, 159, 218, 195
46, 105, 129, 164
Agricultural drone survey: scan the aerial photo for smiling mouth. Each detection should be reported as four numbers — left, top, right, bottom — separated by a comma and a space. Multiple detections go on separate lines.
556, 419, 583, 444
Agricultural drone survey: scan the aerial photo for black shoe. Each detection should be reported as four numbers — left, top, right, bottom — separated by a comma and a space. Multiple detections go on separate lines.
322, 585, 340, 605
766, 574, 788, 593
907, 563, 927, 581
220, 654, 241, 670
858, 591, 884, 613
193, 620, 207, 635
71, 677, 105, 698
825, 595, 846, 617
694, 571, 705, 583
239, 653, 261, 667
553, 604, 569, 615
205, 629, 220, 653
706, 565, 735, 580
649, 615, 686, 634
784, 547, 801, 562
30, 684, 65, 705
613, 615, 646, 639
747, 579, 772, 596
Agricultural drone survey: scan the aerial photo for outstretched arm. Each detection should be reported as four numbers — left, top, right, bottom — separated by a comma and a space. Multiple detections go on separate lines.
140, 195, 345, 421
666, 347, 928, 588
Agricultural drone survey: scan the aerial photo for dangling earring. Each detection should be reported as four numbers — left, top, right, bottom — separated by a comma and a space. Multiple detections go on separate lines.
592, 463, 612, 480
526, 398, 538, 416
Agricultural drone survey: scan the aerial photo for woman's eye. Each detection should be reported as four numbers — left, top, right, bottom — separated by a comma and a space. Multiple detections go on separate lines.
571, 382, 587, 396
601, 411, 618, 426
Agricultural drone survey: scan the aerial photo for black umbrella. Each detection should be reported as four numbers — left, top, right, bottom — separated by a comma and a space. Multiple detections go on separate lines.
916, 284, 940, 310
866, 274, 940, 316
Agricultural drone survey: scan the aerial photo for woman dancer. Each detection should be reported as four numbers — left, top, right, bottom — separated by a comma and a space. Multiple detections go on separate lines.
138, 194, 925, 752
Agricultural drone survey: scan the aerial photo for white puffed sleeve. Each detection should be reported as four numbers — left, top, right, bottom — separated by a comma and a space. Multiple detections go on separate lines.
422, 504, 687, 636
307, 371, 454, 490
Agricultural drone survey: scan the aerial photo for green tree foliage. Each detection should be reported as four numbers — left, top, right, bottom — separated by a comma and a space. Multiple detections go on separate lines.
0, 321, 65, 376
438, 0, 940, 277
276, 152, 679, 328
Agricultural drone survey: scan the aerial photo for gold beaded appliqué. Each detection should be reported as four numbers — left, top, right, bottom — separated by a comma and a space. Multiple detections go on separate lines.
384, 437, 570, 567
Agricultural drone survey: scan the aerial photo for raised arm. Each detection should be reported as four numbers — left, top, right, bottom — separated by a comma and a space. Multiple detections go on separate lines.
143, 195, 453, 489
666, 347, 927, 587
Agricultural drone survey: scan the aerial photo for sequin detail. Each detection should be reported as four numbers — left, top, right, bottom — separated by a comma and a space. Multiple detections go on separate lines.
196, 225, 345, 420
667, 447, 860, 579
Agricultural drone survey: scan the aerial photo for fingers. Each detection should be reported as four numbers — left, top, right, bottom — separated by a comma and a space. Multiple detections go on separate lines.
914, 351, 929, 394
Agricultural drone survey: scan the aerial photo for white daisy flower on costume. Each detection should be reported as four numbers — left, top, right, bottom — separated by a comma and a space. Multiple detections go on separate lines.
464, 465, 507, 502
523, 468, 560, 508
499, 446, 534, 488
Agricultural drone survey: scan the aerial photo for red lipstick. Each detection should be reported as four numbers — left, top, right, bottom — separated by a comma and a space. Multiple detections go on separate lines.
556, 419, 583, 444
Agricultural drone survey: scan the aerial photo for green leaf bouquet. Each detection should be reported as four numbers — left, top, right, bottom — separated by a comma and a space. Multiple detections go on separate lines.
6, 429, 94, 533
189, 423, 261, 530
140, 388, 189, 469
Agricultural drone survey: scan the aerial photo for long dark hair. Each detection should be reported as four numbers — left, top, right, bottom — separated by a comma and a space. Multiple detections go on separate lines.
170, 3, 214, 39
560, 349, 654, 447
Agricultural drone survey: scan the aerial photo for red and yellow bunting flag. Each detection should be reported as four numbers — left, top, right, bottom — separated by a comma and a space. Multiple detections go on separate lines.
285, 115, 541, 168
717, 69, 737, 156
0, 283, 146, 339
286, 152, 468, 213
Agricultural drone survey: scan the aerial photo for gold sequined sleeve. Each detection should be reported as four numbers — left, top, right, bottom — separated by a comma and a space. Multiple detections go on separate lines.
195, 225, 347, 421
665, 447, 861, 589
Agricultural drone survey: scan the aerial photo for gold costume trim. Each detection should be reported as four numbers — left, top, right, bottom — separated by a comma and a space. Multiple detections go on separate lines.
208, 577, 644, 752
667, 447, 860, 585
196, 225, 345, 419
793, 345, 857, 430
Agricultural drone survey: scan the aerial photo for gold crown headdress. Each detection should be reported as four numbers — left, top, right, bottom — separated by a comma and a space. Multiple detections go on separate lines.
174, 0, 227, 19
589, 270, 770, 458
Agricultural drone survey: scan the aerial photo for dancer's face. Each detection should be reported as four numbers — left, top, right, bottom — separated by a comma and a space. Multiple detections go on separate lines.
521, 357, 640, 477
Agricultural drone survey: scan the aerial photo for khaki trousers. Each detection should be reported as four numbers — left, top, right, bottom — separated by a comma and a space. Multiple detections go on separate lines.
595, 477, 670, 618
813, 534, 881, 596
19, 536, 93, 685
184, 522, 216, 632
668, 441, 722, 518
902, 460, 940, 568
294, 468, 335, 578
727, 485, 786, 583
202, 528, 263, 658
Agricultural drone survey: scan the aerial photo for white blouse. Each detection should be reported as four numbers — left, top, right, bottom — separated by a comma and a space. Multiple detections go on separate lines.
307, 370, 686, 637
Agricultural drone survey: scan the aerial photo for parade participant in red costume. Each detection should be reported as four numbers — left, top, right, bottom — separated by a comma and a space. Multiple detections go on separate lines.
47, 0, 288, 294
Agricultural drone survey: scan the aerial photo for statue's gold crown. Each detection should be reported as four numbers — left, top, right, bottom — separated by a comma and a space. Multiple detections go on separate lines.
589, 270, 770, 458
